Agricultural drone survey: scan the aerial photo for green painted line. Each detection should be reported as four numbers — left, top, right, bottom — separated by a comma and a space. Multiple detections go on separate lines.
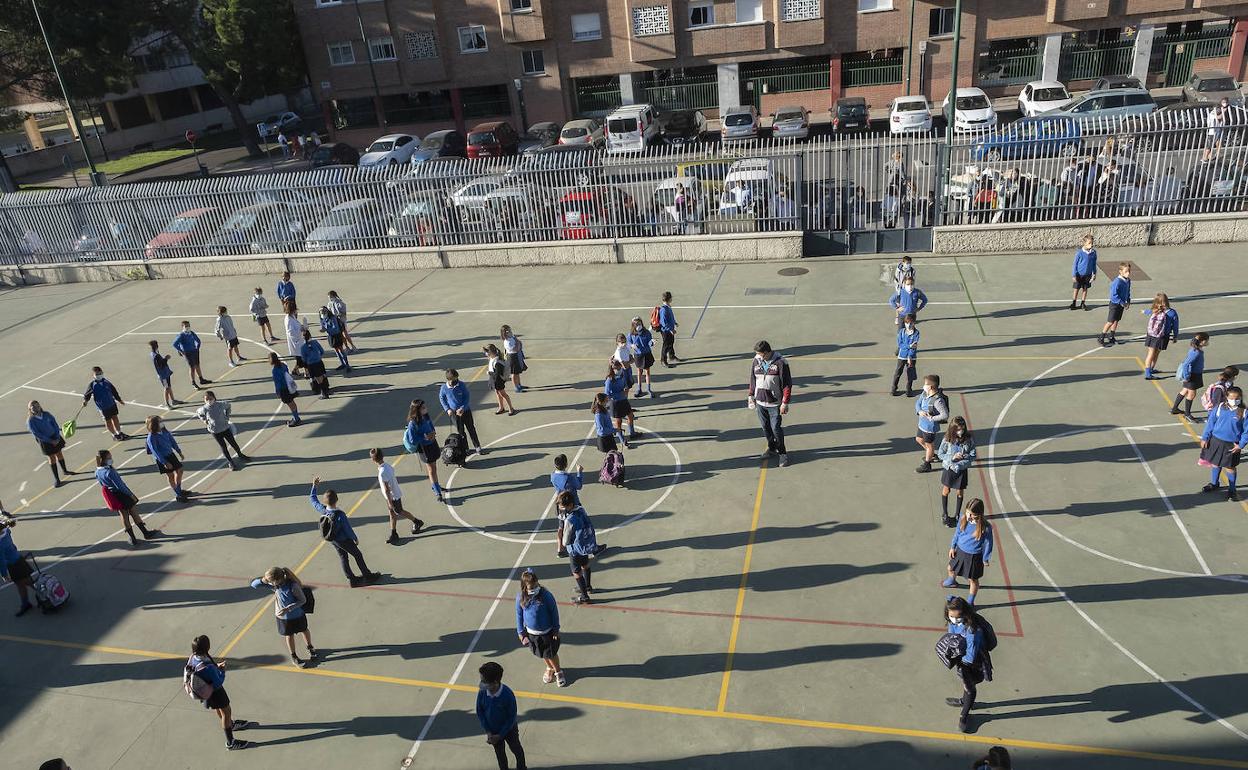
955, 257, 986, 337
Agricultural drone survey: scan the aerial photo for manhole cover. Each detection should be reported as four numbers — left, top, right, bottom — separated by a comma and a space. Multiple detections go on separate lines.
778, 267, 809, 276
1098, 261, 1150, 281
745, 287, 796, 296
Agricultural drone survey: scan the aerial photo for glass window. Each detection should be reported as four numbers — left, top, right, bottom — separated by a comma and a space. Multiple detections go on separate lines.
458, 25, 488, 53
690, 2, 714, 26
928, 7, 954, 36
1033, 88, 1068, 102
572, 13, 602, 41
608, 117, 638, 133
327, 41, 355, 66
858, 0, 892, 10
522, 49, 545, 75
736, 0, 763, 23
1198, 77, 1235, 92
1123, 93, 1153, 106
368, 37, 396, 61
895, 100, 926, 112
511, 0, 532, 10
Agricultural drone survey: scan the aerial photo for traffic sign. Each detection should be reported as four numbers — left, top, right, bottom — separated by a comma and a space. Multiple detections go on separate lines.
185, 129, 197, 145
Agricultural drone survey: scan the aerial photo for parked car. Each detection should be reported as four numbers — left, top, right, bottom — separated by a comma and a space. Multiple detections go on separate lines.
506, 144, 601, 185
387, 191, 461, 246
653, 176, 709, 234
404, 156, 476, 182
559, 118, 605, 147
518, 122, 562, 154
557, 187, 639, 239
1091, 75, 1144, 91
486, 184, 559, 241
831, 97, 870, 133
467, 121, 521, 158
1017, 80, 1072, 116
605, 104, 660, 154
658, 109, 709, 147
972, 116, 1082, 161
1045, 88, 1156, 120
450, 174, 510, 222
1181, 70, 1244, 106
145, 207, 226, 258
409, 130, 468, 164
305, 198, 387, 252
721, 105, 761, 142
310, 142, 360, 167
676, 159, 732, 199
1120, 103, 1248, 151
888, 96, 932, 134
770, 106, 810, 141
257, 111, 300, 139
943, 88, 997, 133
718, 158, 790, 216
207, 202, 308, 255
1185, 156, 1245, 200
73, 220, 144, 260
359, 134, 419, 167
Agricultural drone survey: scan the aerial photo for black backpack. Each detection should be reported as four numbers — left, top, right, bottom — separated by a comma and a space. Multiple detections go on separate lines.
442, 433, 467, 466
934, 632, 966, 670
319, 511, 339, 542
975, 611, 998, 653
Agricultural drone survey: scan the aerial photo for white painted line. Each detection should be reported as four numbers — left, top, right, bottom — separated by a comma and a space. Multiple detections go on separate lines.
402, 424, 598, 767
1123, 428, 1212, 575
17, 481, 26, 493
442, 420, 681, 544
0, 316, 159, 402
19, 499, 27, 507
21, 385, 200, 418
29, 441, 83, 473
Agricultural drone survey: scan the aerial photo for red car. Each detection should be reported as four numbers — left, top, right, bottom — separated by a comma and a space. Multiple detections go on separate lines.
557, 188, 637, 240
466, 121, 520, 158
145, 207, 225, 258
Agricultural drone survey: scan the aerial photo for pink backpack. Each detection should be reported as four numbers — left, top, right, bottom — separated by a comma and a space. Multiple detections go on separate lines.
599, 450, 625, 487
1146, 311, 1166, 338
1201, 382, 1226, 412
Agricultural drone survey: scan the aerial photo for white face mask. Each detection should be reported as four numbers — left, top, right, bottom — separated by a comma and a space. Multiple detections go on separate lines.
94, 374, 104, 381
904, 323, 913, 330
105, 458, 113, 467
956, 431, 965, 438
1229, 400, 1242, 408
903, 285, 913, 293
948, 615, 962, 625
526, 586, 540, 596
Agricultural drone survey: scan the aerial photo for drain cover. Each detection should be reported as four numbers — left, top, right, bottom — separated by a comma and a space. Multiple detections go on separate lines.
745, 287, 796, 296
1099, 261, 1150, 281
778, 267, 809, 276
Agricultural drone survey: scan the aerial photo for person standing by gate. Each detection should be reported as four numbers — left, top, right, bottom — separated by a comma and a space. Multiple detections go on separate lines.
747, 341, 792, 468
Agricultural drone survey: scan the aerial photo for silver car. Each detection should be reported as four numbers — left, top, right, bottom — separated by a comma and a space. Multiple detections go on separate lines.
305, 198, 387, 252
721, 106, 761, 142
770, 106, 810, 141
1182, 71, 1244, 107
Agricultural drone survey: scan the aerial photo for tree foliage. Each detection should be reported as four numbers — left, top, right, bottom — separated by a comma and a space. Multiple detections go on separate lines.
0, 0, 137, 101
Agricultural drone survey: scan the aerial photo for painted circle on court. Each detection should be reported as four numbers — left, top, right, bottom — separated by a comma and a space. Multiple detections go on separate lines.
442, 419, 681, 544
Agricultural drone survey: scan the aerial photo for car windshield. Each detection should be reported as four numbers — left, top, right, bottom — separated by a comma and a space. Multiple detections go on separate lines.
165, 216, 199, 233
775, 110, 804, 122
956, 95, 990, 110
608, 117, 638, 134
320, 207, 365, 227
468, 131, 496, 145
400, 199, 435, 217
896, 101, 926, 112
221, 211, 260, 231
1198, 77, 1236, 92
838, 104, 866, 116
561, 126, 588, 138
1033, 88, 1068, 102
420, 135, 445, 149
725, 113, 754, 126
367, 140, 395, 152
686, 162, 729, 181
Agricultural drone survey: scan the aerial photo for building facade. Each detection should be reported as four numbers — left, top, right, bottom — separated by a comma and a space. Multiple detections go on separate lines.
296, 0, 1248, 143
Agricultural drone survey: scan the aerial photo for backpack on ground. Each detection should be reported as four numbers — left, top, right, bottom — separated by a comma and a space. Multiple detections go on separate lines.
1202, 382, 1226, 411
183, 661, 215, 702
599, 450, 625, 486
442, 433, 467, 466
934, 632, 966, 670
318, 512, 338, 542
649, 305, 661, 331
26, 553, 68, 613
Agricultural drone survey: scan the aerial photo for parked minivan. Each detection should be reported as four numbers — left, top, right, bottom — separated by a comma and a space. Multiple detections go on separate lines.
605, 104, 660, 154
467, 121, 520, 158
1046, 88, 1157, 120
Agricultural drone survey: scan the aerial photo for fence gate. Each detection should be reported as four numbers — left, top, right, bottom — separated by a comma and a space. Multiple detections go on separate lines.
1158, 33, 1233, 87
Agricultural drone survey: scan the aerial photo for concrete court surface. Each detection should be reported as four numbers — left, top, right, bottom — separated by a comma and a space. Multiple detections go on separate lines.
0, 245, 1245, 770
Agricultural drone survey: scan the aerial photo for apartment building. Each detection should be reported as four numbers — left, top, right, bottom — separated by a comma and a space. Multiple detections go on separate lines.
296, 0, 1248, 143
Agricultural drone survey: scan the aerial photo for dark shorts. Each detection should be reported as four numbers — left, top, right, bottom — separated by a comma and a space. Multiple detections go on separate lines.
156, 456, 183, 474
307, 360, 327, 378
569, 553, 590, 571
492, 376, 507, 392
100, 405, 119, 420
1107, 303, 1125, 323
227, 338, 240, 350
279, 389, 297, 405
526, 631, 560, 659
294, 356, 306, 369
205, 686, 230, 710
255, 315, 269, 326
158, 374, 172, 388
1182, 375, 1204, 391
386, 497, 404, 514
419, 442, 439, 464
949, 548, 985, 580
941, 467, 969, 490
1145, 335, 1170, 351
1201, 436, 1242, 469
611, 399, 633, 419
277, 613, 308, 637
38, 437, 66, 456
6, 556, 33, 583
917, 429, 937, 444
597, 435, 618, 453
184, 350, 200, 367
1072, 273, 1093, 290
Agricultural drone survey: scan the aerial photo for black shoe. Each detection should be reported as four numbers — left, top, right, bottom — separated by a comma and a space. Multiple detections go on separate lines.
571, 594, 591, 605
959, 717, 972, 734
291, 654, 307, 668
386, 532, 401, 545
348, 576, 364, 587
200, 378, 213, 385
557, 548, 568, 558
890, 389, 901, 397
238, 454, 252, 463
306, 646, 317, 659
586, 586, 600, 594
231, 720, 253, 731
118, 432, 131, 440
229, 461, 240, 471
1187, 415, 1204, 423
1068, 301, 1077, 310
53, 480, 63, 488
905, 390, 916, 398
1202, 483, 1221, 494
411, 519, 425, 534
60, 467, 73, 476
942, 515, 956, 528
1097, 335, 1106, 346
945, 697, 964, 707
140, 526, 154, 540
365, 571, 382, 584
1081, 302, 1089, 311
127, 531, 138, 547
1229, 490, 1240, 502
915, 461, 932, 473
226, 740, 251, 751
1170, 408, 1183, 415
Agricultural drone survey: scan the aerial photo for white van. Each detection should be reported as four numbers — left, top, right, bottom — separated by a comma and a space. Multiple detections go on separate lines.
605, 104, 660, 154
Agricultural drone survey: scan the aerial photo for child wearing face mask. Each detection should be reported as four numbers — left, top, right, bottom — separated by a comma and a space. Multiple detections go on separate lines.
82, 366, 128, 441
942, 499, 993, 605
1172, 333, 1210, 422
149, 340, 176, 408
514, 568, 565, 687
172, 320, 211, 389
892, 314, 920, 397
889, 275, 928, 327
440, 368, 484, 455
1200, 386, 1246, 502
936, 417, 976, 527
95, 449, 151, 546
943, 595, 988, 734
915, 374, 949, 473
196, 391, 250, 470
476, 661, 526, 770
26, 400, 72, 488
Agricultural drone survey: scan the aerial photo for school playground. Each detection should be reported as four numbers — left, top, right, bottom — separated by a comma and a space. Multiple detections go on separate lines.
0, 245, 1245, 770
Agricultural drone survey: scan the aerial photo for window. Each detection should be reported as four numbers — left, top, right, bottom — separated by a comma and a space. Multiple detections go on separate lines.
928, 7, 954, 36
405, 30, 438, 60
522, 49, 545, 75
858, 0, 892, 11
315, 0, 342, 6
781, 0, 820, 22
458, 25, 488, 53
571, 13, 602, 41
690, 2, 714, 27
736, 0, 763, 23
368, 37, 396, 61
633, 6, 671, 36
511, 0, 532, 10
327, 41, 355, 66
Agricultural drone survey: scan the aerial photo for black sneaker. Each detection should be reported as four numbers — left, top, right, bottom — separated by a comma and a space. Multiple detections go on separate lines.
1081, 302, 1089, 311
200, 378, 213, 385
1229, 490, 1240, 503
571, 594, 591, 605
915, 461, 932, 474
1201, 483, 1221, 494
226, 740, 251, 751
231, 720, 253, 731
365, 572, 382, 584
291, 654, 307, 668
386, 531, 401, 545
1068, 301, 1077, 310
348, 576, 364, 587
1170, 408, 1183, 415
945, 697, 964, 707
890, 389, 901, 397
238, 454, 252, 463
1187, 415, 1204, 423
959, 717, 972, 734
557, 548, 568, 558
411, 519, 425, 535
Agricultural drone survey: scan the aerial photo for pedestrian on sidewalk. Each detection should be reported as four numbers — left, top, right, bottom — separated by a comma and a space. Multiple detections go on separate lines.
1173, 334, 1213, 424
1141, 293, 1179, 379
914, 374, 949, 473
149, 340, 177, 407
145, 415, 188, 503
515, 567, 566, 687
1069, 234, 1097, 311
1098, 262, 1132, 347
319, 306, 351, 371
277, 131, 290, 160
501, 325, 527, 392
937, 416, 976, 527
196, 391, 250, 470
249, 566, 316, 668
276, 271, 297, 305
943, 596, 990, 734
284, 300, 307, 378
485, 344, 516, 415
891, 314, 920, 397
311, 476, 381, 586
551, 455, 583, 558
371, 447, 424, 545
1199, 386, 1246, 502
476, 661, 527, 770
889, 275, 928, 327
628, 316, 656, 397
214, 307, 245, 368
403, 399, 444, 502
185, 635, 252, 750
942, 499, 993, 604
269, 352, 302, 427
26, 400, 73, 488
249, 287, 278, 344
592, 392, 624, 453
83, 366, 128, 440
440, 369, 484, 455
326, 291, 358, 351
604, 360, 637, 442
561, 491, 602, 605
95, 449, 152, 546
1, 516, 35, 616
655, 292, 680, 367
172, 320, 212, 389
300, 329, 331, 399
747, 340, 792, 467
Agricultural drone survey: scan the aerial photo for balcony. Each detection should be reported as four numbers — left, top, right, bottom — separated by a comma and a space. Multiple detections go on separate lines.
685, 21, 768, 58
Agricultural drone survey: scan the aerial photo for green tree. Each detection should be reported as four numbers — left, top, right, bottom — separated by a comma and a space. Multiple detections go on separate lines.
0, 0, 137, 99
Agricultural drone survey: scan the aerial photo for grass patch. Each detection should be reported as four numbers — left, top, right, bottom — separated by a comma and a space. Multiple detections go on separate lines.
97, 148, 195, 176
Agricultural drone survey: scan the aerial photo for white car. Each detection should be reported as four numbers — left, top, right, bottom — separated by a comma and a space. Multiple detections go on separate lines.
718, 158, 788, 215
359, 134, 419, 167
257, 112, 300, 139
943, 87, 997, 133
1017, 80, 1072, 117
889, 96, 932, 134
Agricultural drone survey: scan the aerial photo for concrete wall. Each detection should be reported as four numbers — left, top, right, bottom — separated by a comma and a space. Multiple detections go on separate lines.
933, 212, 1248, 254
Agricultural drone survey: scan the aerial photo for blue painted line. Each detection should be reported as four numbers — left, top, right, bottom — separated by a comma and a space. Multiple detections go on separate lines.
690, 265, 727, 339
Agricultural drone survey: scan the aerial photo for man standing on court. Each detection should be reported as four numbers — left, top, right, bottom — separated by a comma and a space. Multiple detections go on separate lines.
747, 341, 792, 467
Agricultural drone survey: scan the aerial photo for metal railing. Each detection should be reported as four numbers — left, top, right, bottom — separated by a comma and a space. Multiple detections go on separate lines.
976, 49, 1041, 87
742, 60, 830, 94
642, 80, 718, 113
573, 77, 623, 116
1059, 42, 1135, 82
841, 57, 904, 88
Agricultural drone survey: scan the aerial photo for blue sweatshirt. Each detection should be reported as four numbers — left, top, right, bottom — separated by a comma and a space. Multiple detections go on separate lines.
476, 683, 519, 736
551, 469, 583, 506
0, 527, 20, 574
896, 326, 919, 359
151, 351, 173, 380
272, 363, 294, 395
439, 380, 471, 413
145, 428, 182, 465
1108, 275, 1131, 306
276, 279, 296, 302
593, 409, 616, 437
250, 578, 305, 620
1202, 405, 1247, 446
915, 390, 949, 434
187, 654, 225, 689
1072, 247, 1097, 277
404, 416, 436, 448
172, 330, 201, 354
95, 465, 135, 497
27, 411, 61, 444
84, 377, 121, 411
658, 304, 677, 333
951, 519, 994, 561
310, 485, 358, 542
889, 287, 928, 316
948, 621, 984, 666
937, 437, 976, 473
1177, 347, 1204, 382
628, 329, 654, 355
321, 314, 343, 337
604, 370, 633, 401
515, 585, 560, 635
300, 339, 325, 366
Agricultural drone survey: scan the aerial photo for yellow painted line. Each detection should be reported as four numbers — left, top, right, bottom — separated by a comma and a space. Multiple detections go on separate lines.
716, 462, 767, 713
1, 631, 1245, 769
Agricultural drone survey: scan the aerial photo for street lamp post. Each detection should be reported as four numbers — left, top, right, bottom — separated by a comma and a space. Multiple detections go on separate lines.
353, 0, 386, 130
30, 0, 104, 185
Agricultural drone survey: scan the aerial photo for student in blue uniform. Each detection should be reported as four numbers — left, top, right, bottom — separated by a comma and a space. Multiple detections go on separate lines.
26, 400, 72, 487
310, 476, 380, 586
1069, 234, 1097, 311
889, 275, 928, 326
592, 392, 624, 453
914, 374, 949, 473
145, 414, 188, 503
604, 360, 637, 442
891, 313, 920, 397
1200, 386, 1246, 502
942, 499, 993, 605
172, 320, 211, 389
319, 306, 351, 371
96, 448, 151, 546
560, 491, 602, 606
1098, 262, 1131, 347
276, 271, 296, 304
82, 366, 129, 440
186, 635, 253, 750
551, 454, 583, 558
250, 566, 316, 668
1171, 333, 1210, 421
404, 399, 444, 502
943, 596, 988, 734
269, 351, 302, 427
476, 661, 527, 770
657, 291, 680, 367
515, 568, 565, 687
0, 516, 35, 616
440, 368, 483, 455
628, 316, 656, 397
1141, 293, 1179, 379
300, 329, 331, 399
936, 416, 976, 527
149, 339, 176, 407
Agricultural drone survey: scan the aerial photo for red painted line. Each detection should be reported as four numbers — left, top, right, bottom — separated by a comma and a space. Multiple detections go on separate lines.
961, 393, 1025, 638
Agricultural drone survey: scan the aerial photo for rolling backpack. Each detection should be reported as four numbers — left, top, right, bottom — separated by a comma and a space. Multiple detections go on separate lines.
599, 450, 625, 486
26, 553, 68, 613
442, 433, 467, 466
